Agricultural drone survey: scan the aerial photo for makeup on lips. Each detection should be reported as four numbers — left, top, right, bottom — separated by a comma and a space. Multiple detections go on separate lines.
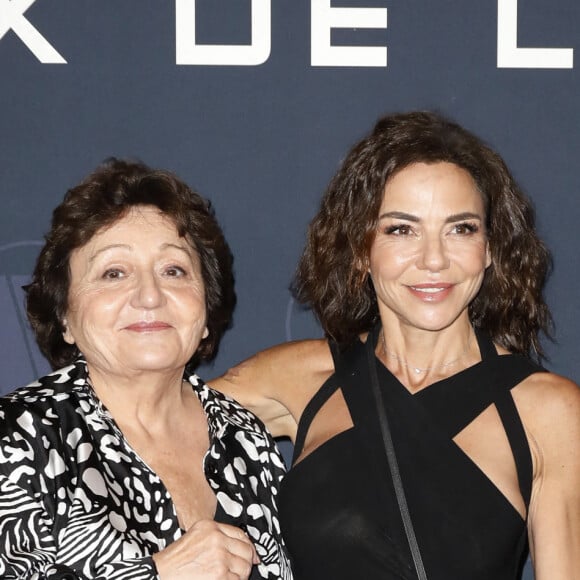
406, 283, 454, 302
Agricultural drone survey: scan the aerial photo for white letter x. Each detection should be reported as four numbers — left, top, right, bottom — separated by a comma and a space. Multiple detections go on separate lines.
0, 0, 66, 63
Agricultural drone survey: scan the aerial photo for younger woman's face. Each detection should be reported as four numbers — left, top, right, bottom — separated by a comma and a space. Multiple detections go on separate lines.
369, 161, 491, 332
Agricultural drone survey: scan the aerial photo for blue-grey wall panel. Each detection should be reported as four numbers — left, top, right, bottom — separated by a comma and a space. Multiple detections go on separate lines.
1, 4, 578, 576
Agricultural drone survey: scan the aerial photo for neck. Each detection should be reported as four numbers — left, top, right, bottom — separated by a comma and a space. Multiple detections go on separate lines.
380, 329, 472, 375
86, 365, 189, 429
377, 316, 477, 384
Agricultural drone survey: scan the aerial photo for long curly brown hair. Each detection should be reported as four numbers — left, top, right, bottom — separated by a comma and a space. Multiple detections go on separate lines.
293, 111, 552, 359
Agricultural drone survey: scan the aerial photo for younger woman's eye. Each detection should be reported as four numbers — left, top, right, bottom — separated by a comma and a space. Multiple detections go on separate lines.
385, 224, 413, 236
452, 222, 479, 235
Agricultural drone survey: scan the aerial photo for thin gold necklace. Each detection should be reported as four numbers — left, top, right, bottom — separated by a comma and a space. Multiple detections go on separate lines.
380, 330, 472, 375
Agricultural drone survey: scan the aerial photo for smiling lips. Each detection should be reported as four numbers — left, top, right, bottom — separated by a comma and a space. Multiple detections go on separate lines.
407, 283, 454, 302
125, 321, 172, 332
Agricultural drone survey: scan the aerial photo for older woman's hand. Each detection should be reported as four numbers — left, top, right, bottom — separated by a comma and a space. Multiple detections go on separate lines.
153, 519, 259, 579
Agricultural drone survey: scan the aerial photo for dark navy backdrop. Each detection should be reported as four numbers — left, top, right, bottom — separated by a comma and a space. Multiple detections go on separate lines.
1, 3, 578, 577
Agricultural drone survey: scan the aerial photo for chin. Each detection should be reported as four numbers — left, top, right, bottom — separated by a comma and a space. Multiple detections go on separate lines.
125, 353, 186, 372
405, 314, 462, 333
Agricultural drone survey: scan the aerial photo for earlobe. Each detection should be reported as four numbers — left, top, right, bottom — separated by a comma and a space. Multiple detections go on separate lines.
202, 326, 209, 339
485, 243, 492, 268
62, 319, 75, 345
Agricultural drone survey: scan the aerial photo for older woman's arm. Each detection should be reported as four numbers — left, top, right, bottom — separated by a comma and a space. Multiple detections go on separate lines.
520, 374, 580, 580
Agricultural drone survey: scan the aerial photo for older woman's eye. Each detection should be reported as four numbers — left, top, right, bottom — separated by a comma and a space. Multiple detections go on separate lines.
165, 266, 187, 277
102, 268, 124, 280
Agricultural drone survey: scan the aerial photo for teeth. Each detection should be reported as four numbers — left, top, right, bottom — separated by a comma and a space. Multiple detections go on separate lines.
412, 287, 445, 293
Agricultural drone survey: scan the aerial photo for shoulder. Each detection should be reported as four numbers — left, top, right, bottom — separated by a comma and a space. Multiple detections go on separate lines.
512, 371, 579, 474
513, 370, 579, 422
0, 380, 66, 483
192, 374, 273, 435
0, 382, 58, 428
492, 343, 578, 424
0, 364, 87, 441
209, 339, 335, 438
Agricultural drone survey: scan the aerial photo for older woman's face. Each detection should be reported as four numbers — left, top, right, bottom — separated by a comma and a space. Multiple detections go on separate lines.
62, 206, 207, 379
369, 161, 491, 333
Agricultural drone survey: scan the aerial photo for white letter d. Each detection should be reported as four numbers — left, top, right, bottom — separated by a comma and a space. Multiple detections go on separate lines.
176, 0, 271, 66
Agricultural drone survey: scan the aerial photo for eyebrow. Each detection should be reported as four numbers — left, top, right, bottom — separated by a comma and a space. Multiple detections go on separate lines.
88, 242, 194, 263
88, 244, 130, 263
378, 211, 483, 223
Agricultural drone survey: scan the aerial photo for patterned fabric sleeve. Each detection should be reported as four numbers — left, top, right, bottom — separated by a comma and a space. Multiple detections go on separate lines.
0, 477, 159, 580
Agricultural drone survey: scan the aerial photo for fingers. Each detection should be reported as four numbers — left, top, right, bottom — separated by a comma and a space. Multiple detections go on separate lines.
216, 522, 259, 566
154, 520, 258, 580
199, 522, 257, 579
217, 522, 252, 542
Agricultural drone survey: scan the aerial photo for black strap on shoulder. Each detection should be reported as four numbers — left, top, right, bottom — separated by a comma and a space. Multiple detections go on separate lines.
489, 353, 543, 514
473, 330, 536, 511
494, 388, 534, 512
492, 354, 543, 515
292, 337, 370, 464
481, 332, 542, 513
291, 350, 341, 465
474, 327, 498, 360
328, 339, 342, 367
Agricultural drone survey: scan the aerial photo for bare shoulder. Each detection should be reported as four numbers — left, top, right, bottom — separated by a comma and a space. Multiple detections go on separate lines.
513, 370, 580, 428
209, 339, 334, 438
512, 370, 580, 477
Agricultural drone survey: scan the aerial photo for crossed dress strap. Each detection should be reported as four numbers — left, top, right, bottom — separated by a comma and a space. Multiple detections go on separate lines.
462, 330, 539, 512
370, 325, 539, 514
293, 330, 540, 512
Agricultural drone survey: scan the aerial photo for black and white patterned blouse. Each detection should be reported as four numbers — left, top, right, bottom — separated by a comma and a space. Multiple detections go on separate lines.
0, 359, 292, 579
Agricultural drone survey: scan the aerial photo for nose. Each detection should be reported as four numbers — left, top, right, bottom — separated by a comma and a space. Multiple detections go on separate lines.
131, 272, 166, 309
416, 232, 450, 272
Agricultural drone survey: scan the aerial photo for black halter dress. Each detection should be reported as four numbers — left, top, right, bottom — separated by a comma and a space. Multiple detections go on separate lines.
278, 327, 543, 580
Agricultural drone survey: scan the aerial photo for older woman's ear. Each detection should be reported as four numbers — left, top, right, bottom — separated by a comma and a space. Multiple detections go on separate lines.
62, 319, 75, 345
202, 327, 209, 339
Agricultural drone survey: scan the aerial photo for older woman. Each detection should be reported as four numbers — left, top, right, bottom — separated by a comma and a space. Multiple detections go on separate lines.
212, 112, 580, 579
0, 159, 291, 579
